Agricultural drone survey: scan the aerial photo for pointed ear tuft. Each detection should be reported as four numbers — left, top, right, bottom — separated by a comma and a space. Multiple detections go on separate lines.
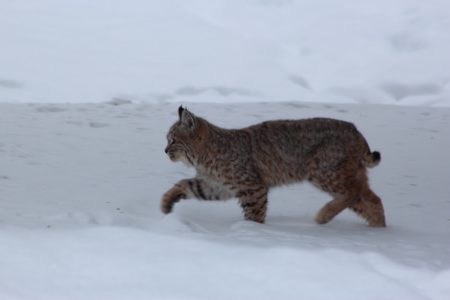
178, 105, 184, 119
180, 108, 196, 129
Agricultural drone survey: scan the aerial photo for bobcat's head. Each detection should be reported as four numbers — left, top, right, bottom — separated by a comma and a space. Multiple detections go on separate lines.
165, 106, 202, 166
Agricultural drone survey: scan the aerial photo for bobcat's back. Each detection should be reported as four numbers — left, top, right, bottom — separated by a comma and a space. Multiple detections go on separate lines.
246, 118, 378, 186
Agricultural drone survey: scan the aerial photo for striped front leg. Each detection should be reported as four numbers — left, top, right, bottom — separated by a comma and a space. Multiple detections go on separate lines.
237, 185, 268, 223
160, 177, 234, 214
160, 180, 188, 214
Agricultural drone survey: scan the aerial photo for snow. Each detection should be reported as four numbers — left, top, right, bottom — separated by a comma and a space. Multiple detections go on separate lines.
1, 0, 450, 106
1, 1, 450, 299
1, 102, 450, 300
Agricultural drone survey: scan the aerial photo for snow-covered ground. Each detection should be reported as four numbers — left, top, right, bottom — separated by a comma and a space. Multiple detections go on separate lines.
1, 102, 449, 299
1, 1, 450, 299
1, 0, 450, 106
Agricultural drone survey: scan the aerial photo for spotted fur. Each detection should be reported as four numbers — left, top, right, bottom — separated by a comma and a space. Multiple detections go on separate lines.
161, 106, 386, 227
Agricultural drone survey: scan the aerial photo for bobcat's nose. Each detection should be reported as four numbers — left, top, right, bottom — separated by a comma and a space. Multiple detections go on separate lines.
164, 147, 169, 154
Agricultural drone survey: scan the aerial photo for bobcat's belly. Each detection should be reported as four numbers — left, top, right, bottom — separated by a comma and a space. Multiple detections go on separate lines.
255, 154, 307, 186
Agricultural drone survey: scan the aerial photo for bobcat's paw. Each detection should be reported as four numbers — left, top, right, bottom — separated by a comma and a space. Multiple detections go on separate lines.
160, 186, 185, 214
160, 198, 174, 214
315, 211, 333, 225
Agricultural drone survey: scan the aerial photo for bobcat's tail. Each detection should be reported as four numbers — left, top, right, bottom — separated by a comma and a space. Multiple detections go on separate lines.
363, 151, 381, 168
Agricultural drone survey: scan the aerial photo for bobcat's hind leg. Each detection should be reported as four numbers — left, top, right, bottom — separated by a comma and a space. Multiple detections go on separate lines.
237, 185, 268, 224
315, 195, 356, 225
160, 177, 234, 214
310, 159, 372, 225
349, 188, 386, 227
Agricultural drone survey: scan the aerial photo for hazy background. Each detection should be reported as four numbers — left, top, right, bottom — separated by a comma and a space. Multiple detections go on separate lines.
1, 0, 450, 106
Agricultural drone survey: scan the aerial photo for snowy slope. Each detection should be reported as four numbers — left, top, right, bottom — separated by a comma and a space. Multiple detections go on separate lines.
1, 102, 449, 300
1, 0, 450, 106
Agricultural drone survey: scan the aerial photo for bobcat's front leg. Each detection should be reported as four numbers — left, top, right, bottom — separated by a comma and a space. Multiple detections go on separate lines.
161, 177, 235, 214
237, 185, 268, 224
160, 180, 189, 214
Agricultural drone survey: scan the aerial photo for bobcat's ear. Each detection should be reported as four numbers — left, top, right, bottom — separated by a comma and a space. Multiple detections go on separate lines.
178, 105, 184, 119
179, 107, 196, 129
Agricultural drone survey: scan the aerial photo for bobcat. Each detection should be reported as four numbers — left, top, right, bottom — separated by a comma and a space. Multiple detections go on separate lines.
161, 106, 386, 227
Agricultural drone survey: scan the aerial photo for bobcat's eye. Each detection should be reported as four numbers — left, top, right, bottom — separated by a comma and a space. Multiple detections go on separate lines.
170, 138, 176, 145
